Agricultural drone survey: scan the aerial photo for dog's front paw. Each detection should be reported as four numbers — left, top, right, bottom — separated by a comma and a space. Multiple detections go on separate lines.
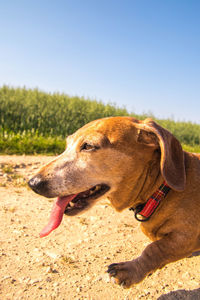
107, 260, 143, 289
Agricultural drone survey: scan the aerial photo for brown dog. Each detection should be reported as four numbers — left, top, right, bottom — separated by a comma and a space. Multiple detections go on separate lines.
28, 117, 200, 288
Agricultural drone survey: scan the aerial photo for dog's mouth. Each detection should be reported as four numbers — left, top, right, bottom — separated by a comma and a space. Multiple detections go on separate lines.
39, 184, 110, 238
64, 184, 110, 215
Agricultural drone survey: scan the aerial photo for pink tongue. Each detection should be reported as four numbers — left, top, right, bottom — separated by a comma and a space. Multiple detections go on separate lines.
39, 194, 77, 238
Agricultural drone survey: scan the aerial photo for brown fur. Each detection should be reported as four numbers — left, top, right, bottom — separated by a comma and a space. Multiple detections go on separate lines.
29, 117, 200, 288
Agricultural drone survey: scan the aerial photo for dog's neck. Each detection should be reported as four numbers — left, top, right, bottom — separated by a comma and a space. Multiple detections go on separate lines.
137, 154, 164, 205
108, 151, 164, 212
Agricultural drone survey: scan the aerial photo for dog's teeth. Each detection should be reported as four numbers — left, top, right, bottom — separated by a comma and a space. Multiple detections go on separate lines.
89, 185, 101, 194
70, 202, 75, 207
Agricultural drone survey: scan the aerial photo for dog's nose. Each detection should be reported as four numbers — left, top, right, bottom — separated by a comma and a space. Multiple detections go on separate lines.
28, 174, 47, 194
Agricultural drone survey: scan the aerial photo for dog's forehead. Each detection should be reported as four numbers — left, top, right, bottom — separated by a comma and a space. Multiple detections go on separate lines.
66, 120, 105, 145
69, 117, 139, 145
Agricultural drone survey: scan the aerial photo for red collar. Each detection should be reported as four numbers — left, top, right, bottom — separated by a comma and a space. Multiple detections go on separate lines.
129, 182, 171, 222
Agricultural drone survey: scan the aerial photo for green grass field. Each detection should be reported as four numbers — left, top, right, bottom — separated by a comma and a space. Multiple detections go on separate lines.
0, 86, 200, 154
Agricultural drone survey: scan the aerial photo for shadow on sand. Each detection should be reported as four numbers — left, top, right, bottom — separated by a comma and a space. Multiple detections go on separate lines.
158, 288, 200, 300
158, 252, 200, 299
189, 251, 200, 257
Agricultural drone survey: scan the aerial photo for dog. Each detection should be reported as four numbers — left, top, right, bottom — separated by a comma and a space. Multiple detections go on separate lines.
28, 116, 200, 288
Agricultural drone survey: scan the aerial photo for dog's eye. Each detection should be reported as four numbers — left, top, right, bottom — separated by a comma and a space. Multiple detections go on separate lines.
80, 143, 98, 151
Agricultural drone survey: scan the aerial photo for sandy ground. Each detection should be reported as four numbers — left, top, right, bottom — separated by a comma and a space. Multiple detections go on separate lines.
0, 155, 199, 300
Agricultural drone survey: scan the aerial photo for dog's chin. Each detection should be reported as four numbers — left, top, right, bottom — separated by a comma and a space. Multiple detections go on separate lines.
63, 184, 110, 216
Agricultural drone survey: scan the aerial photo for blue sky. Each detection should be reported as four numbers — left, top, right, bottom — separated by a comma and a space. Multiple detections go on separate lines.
0, 0, 200, 123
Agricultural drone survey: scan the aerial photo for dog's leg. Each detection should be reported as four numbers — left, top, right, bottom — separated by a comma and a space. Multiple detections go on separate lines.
107, 232, 193, 288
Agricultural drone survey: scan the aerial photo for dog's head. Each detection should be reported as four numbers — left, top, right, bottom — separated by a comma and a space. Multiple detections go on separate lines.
28, 117, 186, 236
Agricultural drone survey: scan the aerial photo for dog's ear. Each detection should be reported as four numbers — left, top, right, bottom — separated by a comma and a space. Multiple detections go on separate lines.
136, 118, 186, 191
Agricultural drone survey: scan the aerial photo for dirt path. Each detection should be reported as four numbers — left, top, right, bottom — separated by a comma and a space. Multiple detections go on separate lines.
0, 155, 199, 300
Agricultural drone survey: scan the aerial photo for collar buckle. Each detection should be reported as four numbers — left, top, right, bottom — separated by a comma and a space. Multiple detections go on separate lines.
129, 204, 150, 222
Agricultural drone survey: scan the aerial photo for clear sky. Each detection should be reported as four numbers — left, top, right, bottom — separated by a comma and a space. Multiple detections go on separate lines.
0, 0, 200, 123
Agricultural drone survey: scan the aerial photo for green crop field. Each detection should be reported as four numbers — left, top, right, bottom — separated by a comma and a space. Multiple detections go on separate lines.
0, 85, 200, 154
